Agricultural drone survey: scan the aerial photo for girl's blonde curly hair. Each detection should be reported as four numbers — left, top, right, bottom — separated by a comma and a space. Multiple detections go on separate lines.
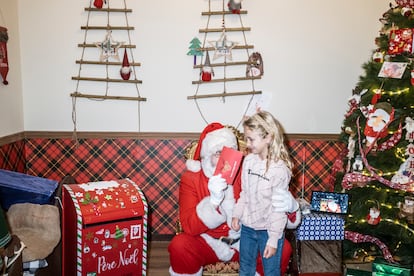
243, 111, 293, 173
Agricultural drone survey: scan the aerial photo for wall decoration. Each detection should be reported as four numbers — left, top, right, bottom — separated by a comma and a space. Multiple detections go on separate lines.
0, 26, 9, 85
188, 0, 263, 126
70, 0, 146, 136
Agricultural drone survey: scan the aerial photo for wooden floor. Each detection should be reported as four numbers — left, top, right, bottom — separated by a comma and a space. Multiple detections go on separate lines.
147, 240, 170, 275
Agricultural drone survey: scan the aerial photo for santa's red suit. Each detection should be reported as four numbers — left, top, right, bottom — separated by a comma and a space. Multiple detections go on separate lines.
168, 123, 300, 276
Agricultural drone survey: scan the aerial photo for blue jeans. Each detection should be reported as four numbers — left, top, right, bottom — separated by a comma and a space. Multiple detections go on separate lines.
239, 225, 284, 276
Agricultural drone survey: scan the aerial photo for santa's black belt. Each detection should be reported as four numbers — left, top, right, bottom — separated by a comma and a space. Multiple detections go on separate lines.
219, 236, 240, 245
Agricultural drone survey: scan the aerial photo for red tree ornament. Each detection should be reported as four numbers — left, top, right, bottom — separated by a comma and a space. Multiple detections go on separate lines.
93, 0, 104, 9
367, 206, 381, 225
201, 51, 214, 82
0, 26, 9, 85
120, 49, 131, 80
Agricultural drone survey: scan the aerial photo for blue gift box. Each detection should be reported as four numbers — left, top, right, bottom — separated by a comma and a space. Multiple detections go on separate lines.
296, 212, 345, 240
0, 169, 58, 210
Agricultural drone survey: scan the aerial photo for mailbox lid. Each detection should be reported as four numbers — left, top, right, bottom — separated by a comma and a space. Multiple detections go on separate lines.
64, 179, 147, 225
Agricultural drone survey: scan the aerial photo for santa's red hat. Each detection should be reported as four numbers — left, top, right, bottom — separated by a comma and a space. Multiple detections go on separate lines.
186, 123, 237, 172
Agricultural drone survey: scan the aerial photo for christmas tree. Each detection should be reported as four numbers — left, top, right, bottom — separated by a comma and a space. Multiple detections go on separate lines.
333, 1, 414, 266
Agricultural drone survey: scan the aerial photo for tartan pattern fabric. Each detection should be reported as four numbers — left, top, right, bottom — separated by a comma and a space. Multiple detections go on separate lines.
0, 140, 25, 173
287, 140, 344, 201
0, 137, 344, 236
23, 138, 190, 236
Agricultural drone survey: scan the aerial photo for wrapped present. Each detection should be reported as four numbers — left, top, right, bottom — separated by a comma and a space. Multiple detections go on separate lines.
388, 28, 414, 55
372, 257, 412, 276
296, 212, 344, 240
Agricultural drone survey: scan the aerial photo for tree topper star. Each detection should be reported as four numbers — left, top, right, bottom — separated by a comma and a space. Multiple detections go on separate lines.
95, 30, 124, 61
209, 31, 237, 61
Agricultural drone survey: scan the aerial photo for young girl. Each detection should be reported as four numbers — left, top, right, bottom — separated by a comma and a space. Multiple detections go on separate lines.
231, 111, 293, 276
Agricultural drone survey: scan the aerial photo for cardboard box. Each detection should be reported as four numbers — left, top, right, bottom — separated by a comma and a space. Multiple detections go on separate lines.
298, 240, 342, 273
296, 212, 345, 241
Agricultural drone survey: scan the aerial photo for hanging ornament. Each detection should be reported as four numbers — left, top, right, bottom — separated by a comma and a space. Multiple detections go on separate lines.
93, 0, 105, 9
401, 6, 413, 16
187, 37, 203, 65
391, 157, 414, 185
364, 102, 394, 147
366, 203, 381, 225
405, 117, 414, 141
352, 155, 364, 172
372, 50, 384, 63
388, 28, 414, 55
201, 51, 214, 82
228, 0, 242, 14
120, 49, 132, 80
398, 196, 414, 224
95, 30, 124, 62
378, 61, 408, 79
0, 26, 9, 85
209, 31, 237, 60
246, 52, 264, 77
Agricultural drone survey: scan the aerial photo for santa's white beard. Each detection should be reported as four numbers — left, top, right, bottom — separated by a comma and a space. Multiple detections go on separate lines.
201, 156, 215, 178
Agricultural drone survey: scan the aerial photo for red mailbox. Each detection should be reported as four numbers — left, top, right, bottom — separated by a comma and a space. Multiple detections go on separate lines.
62, 179, 148, 276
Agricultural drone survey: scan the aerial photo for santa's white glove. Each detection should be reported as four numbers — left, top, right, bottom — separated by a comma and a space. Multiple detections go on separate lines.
208, 174, 228, 206
272, 189, 299, 213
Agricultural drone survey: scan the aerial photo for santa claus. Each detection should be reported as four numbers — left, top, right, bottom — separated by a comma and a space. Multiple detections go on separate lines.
168, 122, 300, 275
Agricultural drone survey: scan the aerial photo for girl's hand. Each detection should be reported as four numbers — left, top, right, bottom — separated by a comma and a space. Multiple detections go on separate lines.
231, 217, 240, 231
263, 245, 276, 259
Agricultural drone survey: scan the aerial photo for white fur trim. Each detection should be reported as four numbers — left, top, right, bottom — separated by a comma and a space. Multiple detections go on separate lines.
230, 239, 240, 252
196, 197, 226, 229
201, 234, 235, 261
169, 266, 203, 276
220, 185, 235, 227
186, 159, 201, 172
200, 128, 237, 159
286, 209, 302, 229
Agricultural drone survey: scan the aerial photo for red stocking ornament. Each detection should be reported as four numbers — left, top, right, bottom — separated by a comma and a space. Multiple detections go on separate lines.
0, 26, 9, 85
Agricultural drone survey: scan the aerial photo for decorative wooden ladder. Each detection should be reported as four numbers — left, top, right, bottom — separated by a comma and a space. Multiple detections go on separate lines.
188, 0, 262, 101
70, 2, 146, 102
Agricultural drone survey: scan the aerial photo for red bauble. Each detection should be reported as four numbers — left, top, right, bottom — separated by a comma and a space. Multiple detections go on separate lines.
94, 0, 104, 9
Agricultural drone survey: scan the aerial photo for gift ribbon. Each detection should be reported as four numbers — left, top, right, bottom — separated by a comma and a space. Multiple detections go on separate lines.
345, 230, 395, 263
356, 117, 414, 192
